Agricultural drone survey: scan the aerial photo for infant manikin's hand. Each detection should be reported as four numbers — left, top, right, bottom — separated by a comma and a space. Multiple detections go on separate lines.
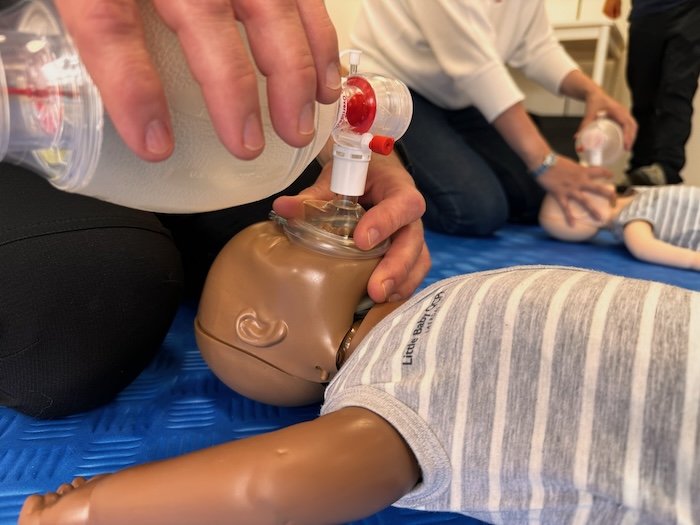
19, 476, 106, 525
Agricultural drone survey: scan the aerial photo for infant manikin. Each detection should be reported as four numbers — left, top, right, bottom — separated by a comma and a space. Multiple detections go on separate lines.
19, 214, 700, 525
538, 189, 615, 241
539, 184, 700, 271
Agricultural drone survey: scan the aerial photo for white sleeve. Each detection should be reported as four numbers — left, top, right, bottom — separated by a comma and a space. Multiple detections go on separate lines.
404, 0, 523, 122
507, 2, 580, 94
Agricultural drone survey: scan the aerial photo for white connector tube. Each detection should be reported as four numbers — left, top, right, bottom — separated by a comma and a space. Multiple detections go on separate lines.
330, 142, 372, 197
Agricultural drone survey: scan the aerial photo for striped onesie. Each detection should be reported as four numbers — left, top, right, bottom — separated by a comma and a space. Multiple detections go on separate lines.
612, 185, 700, 250
321, 266, 699, 524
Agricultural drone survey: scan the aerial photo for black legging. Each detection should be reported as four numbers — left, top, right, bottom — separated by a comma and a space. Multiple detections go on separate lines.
0, 160, 321, 418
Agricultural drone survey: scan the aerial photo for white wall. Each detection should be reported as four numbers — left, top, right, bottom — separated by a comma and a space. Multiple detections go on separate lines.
325, 0, 361, 52
686, 96, 700, 186
325, 0, 700, 185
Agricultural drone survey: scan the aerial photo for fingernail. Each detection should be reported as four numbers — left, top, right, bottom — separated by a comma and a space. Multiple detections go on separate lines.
326, 63, 342, 90
145, 119, 173, 155
382, 279, 395, 301
367, 228, 380, 247
244, 113, 265, 152
389, 293, 402, 303
298, 102, 316, 136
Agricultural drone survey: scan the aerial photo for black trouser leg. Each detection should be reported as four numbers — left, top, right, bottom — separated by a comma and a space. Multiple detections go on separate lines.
627, 2, 700, 183
0, 165, 184, 418
157, 160, 322, 298
654, 2, 700, 182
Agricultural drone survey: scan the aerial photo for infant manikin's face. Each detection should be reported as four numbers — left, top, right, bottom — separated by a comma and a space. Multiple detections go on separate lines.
539, 189, 614, 242
194, 220, 380, 406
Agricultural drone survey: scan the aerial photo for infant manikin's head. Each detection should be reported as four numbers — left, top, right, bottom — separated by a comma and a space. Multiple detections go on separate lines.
538, 189, 614, 242
194, 220, 381, 406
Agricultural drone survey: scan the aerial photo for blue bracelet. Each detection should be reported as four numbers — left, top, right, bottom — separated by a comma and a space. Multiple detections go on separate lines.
530, 152, 557, 178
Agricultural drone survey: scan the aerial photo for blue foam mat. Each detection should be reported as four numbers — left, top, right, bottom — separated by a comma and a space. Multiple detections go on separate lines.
1, 225, 697, 525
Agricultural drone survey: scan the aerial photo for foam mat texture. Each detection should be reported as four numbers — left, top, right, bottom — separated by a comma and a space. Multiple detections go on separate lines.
1, 224, 698, 525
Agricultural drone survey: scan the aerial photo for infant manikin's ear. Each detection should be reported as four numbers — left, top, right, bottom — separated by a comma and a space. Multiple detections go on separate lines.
235, 308, 288, 347
195, 317, 327, 407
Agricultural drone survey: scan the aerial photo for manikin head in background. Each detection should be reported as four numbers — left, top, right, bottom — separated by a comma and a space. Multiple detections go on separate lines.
538, 186, 616, 242
540, 184, 700, 272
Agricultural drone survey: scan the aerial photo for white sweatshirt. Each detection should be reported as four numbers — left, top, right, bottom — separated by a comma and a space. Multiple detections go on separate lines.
351, 0, 579, 122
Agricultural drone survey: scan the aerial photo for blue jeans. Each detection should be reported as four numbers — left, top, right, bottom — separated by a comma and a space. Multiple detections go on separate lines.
402, 90, 545, 236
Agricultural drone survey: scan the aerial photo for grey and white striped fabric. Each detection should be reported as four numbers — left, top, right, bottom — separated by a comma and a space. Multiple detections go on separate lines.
321, 266, 699, 524
612, 185, 700, 250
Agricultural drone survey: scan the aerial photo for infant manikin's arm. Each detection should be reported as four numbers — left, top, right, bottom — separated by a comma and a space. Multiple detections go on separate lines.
19, 408, 420, 525
623, 220, 700, 271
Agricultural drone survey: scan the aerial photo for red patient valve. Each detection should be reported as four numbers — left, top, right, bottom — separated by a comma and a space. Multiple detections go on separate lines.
330, 50, 413, 198
277, 50, 414, 255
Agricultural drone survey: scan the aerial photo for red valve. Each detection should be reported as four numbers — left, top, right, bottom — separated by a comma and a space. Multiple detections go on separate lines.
344, 76, 377, 134
369, 136, 395, 155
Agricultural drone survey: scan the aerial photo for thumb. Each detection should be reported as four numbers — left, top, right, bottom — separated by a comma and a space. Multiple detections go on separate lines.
272, 163, 334, 218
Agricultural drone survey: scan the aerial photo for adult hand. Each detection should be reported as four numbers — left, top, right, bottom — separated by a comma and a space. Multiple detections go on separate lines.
54, 0, 342, 162
579, 87, 638, 151
273, 152, 431, 303
537, 155, 616, 225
